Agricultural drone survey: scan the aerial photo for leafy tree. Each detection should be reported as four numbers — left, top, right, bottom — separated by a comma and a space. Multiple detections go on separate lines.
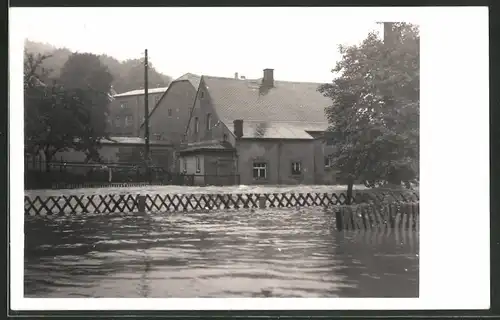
58, 53, 116, 162
24, 52, 89, 170
319, 23, 419, 199
25, 40, 173, 94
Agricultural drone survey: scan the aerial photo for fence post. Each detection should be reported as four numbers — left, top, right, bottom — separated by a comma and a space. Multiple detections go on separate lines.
258, 195, 266, 209
138, 195, 146, 213
335, 207, 343, 231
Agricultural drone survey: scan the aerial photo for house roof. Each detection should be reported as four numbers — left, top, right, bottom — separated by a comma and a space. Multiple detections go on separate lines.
179, 140, 235, 154
175, 73, 202, 90
202, 76, 331, 139
113, 87, 169, 98
225, 120, 328, 140
101, 136, 172, 146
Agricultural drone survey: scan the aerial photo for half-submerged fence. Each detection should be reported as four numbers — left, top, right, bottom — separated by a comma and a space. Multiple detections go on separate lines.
24, 191, 418, 231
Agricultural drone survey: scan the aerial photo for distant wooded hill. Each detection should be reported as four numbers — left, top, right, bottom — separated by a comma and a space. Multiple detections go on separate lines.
24, 40, 172, 94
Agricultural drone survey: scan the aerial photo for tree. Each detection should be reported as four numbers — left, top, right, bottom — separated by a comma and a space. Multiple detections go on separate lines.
58, 53, 115, 162
25, 40, 173, 94
319, 23, 419, 198
24, 52, 87, 170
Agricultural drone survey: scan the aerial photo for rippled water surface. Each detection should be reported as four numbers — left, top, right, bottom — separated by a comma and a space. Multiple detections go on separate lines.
25, 201, 419, 298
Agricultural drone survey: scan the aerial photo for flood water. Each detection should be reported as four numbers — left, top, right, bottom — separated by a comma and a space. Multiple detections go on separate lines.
24, 205, 419, 298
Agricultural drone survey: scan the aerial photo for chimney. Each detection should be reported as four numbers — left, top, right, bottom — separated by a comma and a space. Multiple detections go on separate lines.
235, 72, 239, 79
384, 22, 395, 46
233, 119, 243, 139
262, 68, 274, 87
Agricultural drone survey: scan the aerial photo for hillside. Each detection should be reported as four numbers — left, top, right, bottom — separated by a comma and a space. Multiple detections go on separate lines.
24, 40, 172, 94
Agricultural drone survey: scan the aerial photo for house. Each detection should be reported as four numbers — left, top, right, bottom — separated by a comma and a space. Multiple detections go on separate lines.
107, 87, 169, 137
178, 69, 339, 186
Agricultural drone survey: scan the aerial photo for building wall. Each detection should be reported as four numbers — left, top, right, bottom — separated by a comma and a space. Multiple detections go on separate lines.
236, 139, 316, 185
185, 82, 236, 146
108, 92, 164, 137
143, 80, 196, 144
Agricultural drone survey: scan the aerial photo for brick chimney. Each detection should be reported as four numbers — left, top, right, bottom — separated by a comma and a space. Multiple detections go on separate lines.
262, 68, 274, 87
233, 119, 243, 138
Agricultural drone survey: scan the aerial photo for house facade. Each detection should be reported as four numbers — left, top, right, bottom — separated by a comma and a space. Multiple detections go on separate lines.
178, 69, 339, 186
139, 73, 201, 145
108, 87, 168, 137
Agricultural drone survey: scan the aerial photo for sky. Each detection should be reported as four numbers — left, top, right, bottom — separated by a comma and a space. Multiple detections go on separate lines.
12, 7, 384, 83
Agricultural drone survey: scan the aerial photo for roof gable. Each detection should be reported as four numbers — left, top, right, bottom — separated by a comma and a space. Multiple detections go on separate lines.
140, 73, 202, 129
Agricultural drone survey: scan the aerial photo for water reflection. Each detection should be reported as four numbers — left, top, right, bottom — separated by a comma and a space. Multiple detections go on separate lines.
24, 207, 418, 298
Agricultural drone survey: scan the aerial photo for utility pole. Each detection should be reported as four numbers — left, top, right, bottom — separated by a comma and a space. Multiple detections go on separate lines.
144, 49, 151, 183
144, 49, 150, 162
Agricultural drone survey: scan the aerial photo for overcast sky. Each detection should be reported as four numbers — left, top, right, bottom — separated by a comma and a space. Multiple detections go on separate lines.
13, 7, 386, 83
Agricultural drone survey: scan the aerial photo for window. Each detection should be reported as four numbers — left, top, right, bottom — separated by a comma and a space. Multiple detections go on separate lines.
253, 162, 267, 179
206, 113, 212, 131
194, 117, 199, 134
125, 115, 133, 127
195, 156, 201, 173
120, 103, 128, 109
154, 133, 162, 140
291, 161, 302, 175
199, 91, 204, 99
324, 156, 331, 168
168, 108, 173, 117
182, 158, 187, 173
223, 134, 228, 142
114, 116, 121, 127
155, 95, 160, 104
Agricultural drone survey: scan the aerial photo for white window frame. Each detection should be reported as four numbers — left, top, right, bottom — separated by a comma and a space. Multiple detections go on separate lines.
125, 115, 133, 127
120, 102, 128, 109
194, 117, 199, 134
206, 113, 212, 131
182, 158, 187, 173
195, 156, 201, 173
325, 156, 331, 168
253, 162, 267, 180
291, 161, 302, 175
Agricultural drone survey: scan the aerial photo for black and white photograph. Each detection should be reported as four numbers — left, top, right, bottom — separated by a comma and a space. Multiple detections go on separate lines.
9, 6, 490, 312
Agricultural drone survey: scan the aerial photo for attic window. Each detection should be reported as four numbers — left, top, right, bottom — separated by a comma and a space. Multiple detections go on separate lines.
199, 91, 204, 99
206, 113, 212, 130
168, 109, 173, 117
223, 134, 228, 142
194, 117, 199, 134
